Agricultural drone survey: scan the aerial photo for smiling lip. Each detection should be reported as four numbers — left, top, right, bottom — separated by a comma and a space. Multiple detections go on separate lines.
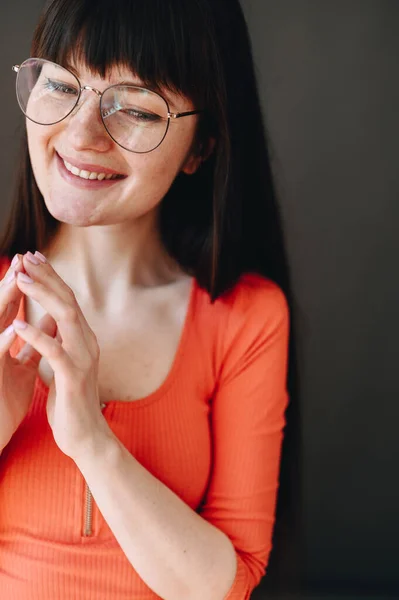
56, 152, 126, 190
57, 151, 127, 176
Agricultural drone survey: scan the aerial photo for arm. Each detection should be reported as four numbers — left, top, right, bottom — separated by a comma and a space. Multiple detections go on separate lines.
77, 431, 237, 600
75, 278, 290, 600
199, 281, 290, 598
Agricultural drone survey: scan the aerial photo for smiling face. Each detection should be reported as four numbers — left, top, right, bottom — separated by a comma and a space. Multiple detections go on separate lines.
26, 60, 202, 228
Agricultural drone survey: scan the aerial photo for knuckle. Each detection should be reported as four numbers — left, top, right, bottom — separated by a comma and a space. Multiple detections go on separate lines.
29, 328, 43, 347
40, 268, 52, 285
92, 340, 101, 359
48, 341, 64, 359
61, 305, 78, 323
65, 286, 76, 301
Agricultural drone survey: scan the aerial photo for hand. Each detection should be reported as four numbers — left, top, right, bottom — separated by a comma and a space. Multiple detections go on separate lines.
0, 254, 57, 451
11, 252, 108, 461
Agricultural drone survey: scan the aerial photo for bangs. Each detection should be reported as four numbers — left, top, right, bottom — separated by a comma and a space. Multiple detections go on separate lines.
31, 0, 219, 107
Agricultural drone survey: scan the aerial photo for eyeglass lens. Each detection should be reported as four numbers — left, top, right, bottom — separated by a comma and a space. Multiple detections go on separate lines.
15, 58, 170, 153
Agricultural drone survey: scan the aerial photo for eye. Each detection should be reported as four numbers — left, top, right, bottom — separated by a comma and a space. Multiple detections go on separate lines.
43, 78, 78, 96
124, 109, 162, 123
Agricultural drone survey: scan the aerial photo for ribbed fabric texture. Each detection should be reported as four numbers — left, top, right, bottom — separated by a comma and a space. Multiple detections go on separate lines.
0, 256, 290, 599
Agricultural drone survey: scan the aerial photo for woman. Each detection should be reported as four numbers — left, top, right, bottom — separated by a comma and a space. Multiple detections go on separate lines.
0, 0, 292, 598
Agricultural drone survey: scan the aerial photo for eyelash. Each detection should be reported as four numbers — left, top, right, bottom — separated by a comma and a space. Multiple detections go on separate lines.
43, 79, 78, 95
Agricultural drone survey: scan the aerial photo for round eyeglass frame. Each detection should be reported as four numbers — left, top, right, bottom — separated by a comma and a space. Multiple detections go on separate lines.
12, 57, 204, 154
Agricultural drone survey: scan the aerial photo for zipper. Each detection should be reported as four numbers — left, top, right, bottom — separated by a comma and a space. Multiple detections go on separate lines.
83, 401, 107, 537
84, 485, 93, 536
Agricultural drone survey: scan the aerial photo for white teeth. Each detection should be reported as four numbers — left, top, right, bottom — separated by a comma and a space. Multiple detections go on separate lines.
63, 159, 122, 181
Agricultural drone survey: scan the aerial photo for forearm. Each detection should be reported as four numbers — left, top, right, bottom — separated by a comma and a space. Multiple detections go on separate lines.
74, 426, 237, 600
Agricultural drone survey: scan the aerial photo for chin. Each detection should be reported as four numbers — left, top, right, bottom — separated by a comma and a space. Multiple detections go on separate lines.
44, 190, 101, 227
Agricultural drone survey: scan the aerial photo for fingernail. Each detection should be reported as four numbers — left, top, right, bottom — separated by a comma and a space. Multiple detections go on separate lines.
3, 324, 15, 337
34, 251, 47, 264
11, 254, 19, 268
13, 319, 27, 330
26, 251, 41, 265
17, 272, 34, 284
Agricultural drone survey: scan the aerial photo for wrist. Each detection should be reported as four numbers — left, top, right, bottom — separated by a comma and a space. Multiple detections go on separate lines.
72, 421, 119, 468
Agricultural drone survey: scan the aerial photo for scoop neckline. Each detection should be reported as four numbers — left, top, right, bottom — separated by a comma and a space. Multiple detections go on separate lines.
18, 267, 197, 409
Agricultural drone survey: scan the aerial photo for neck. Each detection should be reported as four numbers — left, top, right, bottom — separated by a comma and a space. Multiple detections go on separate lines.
39, 213, 185, 314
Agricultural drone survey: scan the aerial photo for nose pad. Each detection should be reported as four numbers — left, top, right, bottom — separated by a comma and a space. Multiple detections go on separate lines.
68, 87, 102, 120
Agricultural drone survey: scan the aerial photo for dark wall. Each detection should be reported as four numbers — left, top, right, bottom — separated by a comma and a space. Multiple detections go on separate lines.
1, 1, 398, 598
0, 0, 45, 224
240, 0, 399, 597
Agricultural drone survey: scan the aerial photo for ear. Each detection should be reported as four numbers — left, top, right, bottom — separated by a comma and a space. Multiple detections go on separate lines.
181, 137, 216, 175
181, 153, 203, 175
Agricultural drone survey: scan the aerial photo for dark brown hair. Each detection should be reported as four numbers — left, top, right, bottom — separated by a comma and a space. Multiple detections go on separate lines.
1, 4, 301, 578
1, 0, 291, 303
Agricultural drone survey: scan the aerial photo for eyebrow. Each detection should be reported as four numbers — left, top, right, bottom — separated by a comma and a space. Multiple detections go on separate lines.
65, 63, 178, 110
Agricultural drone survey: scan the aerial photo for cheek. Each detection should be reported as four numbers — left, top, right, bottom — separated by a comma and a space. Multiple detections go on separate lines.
136, 144, 187, 204
128, 153, 177, 211
139, 124, 196, 187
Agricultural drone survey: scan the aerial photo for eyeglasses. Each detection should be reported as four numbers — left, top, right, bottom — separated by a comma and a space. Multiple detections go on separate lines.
12, 58, 203, 154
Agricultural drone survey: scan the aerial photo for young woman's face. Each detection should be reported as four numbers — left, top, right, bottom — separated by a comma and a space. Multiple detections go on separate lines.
26, 60, 201, 227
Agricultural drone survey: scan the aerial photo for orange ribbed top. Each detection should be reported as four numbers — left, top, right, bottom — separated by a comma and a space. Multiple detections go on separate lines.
0, 256, 290, 600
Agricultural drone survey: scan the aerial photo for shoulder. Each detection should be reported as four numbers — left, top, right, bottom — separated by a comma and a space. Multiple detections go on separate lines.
207, 273, 290, 396
193, 272, 289, 338
220, 272, 290, 332
191, 272, 289, 367
204, 273, 290, 369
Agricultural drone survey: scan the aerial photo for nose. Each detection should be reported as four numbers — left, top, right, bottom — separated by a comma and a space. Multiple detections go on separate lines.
64, 87, 112, 152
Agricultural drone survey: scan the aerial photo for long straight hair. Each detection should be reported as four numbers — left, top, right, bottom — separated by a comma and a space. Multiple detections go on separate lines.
1, 0, 301, 586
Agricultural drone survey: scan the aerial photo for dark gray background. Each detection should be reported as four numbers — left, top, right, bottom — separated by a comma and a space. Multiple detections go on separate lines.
1, 1, 398, 598
240, 1, 399, 597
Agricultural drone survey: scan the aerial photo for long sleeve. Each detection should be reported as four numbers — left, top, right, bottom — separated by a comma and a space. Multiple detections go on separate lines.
198, 278, 290, 599
0, 264, 290, 600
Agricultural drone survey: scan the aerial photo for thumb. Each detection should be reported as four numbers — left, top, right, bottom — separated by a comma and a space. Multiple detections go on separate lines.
15, 313, 57, 368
